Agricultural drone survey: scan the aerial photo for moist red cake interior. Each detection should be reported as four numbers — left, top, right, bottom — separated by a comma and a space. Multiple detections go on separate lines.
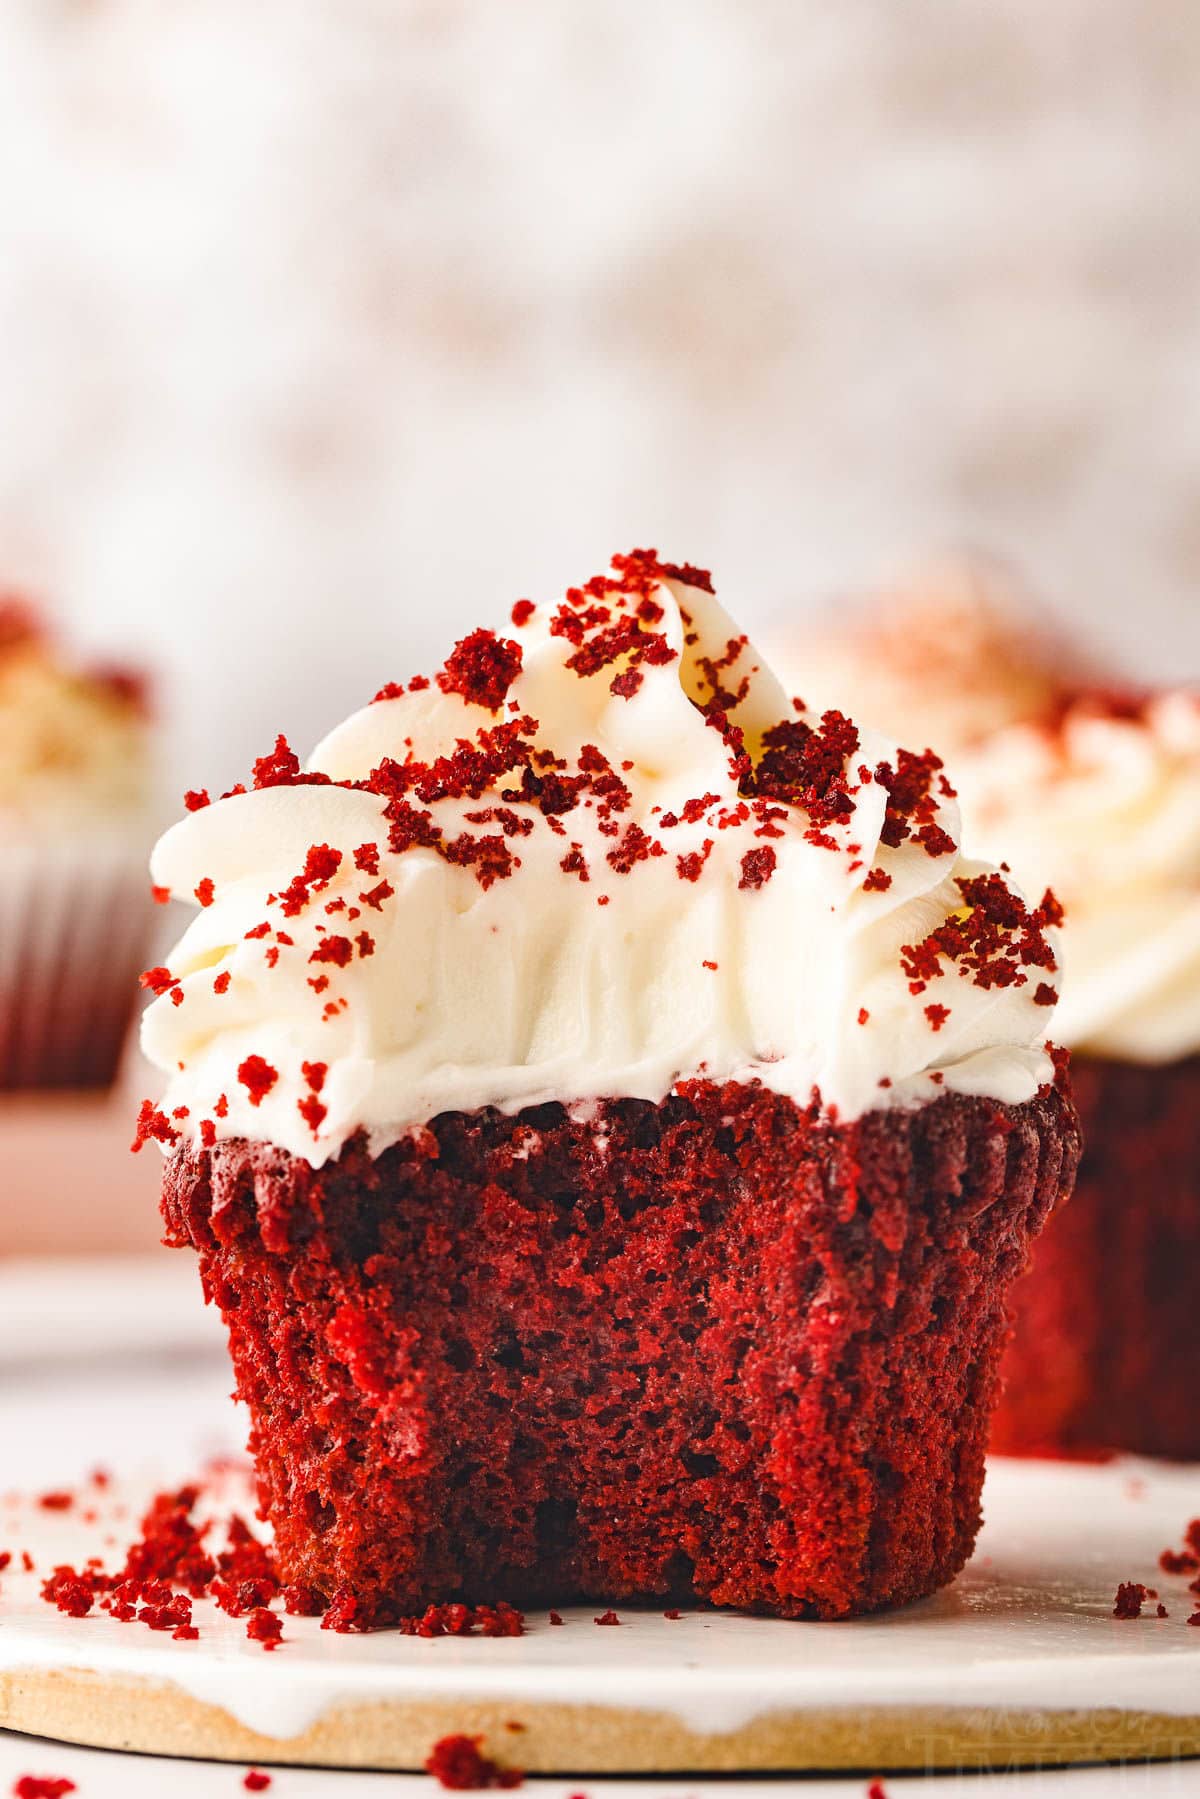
164, 1076, 1077, 1626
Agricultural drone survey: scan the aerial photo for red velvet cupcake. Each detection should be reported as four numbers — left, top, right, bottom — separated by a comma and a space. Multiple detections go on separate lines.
140, 552, 1078, 1623
0, 595, 154, 1090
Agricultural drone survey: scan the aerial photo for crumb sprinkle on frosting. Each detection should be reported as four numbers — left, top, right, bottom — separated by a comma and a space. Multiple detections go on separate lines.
139, 551, 1064, 1166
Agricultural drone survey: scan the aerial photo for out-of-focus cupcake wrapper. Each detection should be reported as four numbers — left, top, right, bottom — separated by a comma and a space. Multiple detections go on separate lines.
0, 840, 152, 1091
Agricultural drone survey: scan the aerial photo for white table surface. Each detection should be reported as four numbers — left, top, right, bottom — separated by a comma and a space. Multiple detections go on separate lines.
0, 1256, 1196, 1799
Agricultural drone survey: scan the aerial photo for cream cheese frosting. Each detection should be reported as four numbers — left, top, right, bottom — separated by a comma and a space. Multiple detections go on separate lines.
139, 552, 1062, 1167
957, 691, 1200, 1064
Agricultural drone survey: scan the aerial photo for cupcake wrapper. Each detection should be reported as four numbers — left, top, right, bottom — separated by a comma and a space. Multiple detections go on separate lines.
163, 1080, 1078, 1624
0, 839, 152, 1091
995, 1053, 1200, 1460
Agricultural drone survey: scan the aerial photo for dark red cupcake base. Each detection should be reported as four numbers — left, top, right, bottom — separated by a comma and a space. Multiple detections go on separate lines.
163, 1078, 1078, 1626
994, 1054, 1200, 1461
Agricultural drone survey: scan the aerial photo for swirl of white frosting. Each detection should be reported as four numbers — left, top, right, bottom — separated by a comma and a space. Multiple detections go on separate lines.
957, 692, 1200, 1064
141, 558, 1061, 1167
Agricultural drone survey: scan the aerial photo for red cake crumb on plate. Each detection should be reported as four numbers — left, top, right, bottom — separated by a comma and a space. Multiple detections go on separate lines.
424, 1734, 523, 1790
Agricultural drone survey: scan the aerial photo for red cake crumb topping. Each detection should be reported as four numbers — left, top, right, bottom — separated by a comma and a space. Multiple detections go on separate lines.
152, 883, 171, 905
243, 1775, 272, 1793
310, 935, 354, 967
738, 846, 776, 890
548, 1610, 564, 1625
131, 1100, 180, 1153
875, 750, 956, 859
38, 1491, 73, 1512
184, 788, 211, 811
278, 843, 343, 917
13, 1779, 76, 1798
139, 964, 179, 998
746, 711, 860, 832
424, 1735, 523, 1790
663, 1608, 681, 1619
250, 734, 334, 794
901, 876, 1059, 998
195, 877, 216, 908
593, 1609, 620, 1625
511, 599, 536, 628
438, 630, 524, 712
1112, 1581, 1157, 1618
237, 1057, 279, 1107
924, 1004, 951, 1033
867, 1783, 888, 1799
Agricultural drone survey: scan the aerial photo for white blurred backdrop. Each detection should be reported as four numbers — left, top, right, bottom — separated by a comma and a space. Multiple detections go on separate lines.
0, 0, 1197, 794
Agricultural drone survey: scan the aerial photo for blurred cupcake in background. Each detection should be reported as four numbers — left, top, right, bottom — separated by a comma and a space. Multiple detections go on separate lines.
0, 592, 155, 1090
792, 558, 1200, 1459
792, 553, 1084, 755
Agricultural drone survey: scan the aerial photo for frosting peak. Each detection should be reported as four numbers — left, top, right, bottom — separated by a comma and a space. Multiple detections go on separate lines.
139, 552, 1062, 1166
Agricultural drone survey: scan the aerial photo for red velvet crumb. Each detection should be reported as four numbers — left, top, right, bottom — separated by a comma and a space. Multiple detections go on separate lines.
13, 1780, 77, 1798
438, 629, 523, 712
594, 1609, 620, 1625
246, 1607, 282, 1649
131, 1100, 181, 1153
511, 600, 536, 628
424, 1734, 523, 1790
1113, 1581, 1157, 1619
244, 1775, 272, 1793
237, 1057, 278, 1107
738, 846, 777, 890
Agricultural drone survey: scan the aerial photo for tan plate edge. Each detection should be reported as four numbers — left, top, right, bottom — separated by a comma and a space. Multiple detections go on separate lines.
3, 1667, 1200, 1773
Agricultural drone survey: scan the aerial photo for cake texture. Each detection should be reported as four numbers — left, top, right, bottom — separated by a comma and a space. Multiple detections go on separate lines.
993, 1054, 1199, 1460
163, 1078, 1078, 1624
0, 595, 154, 1091
140, 549, 1076, 1619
